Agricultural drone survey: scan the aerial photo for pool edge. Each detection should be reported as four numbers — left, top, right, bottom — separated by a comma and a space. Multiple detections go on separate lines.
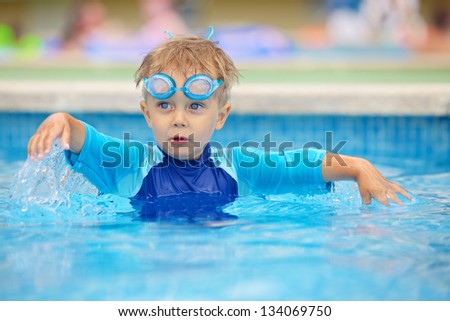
1, 81, 449, 116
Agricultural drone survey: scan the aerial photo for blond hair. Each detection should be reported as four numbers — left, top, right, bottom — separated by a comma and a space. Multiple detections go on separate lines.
135, 36, 239, 104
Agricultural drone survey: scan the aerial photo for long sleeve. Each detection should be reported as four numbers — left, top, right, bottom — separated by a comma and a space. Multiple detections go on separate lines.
231, 147, 328, 195
64, 123, 161, 197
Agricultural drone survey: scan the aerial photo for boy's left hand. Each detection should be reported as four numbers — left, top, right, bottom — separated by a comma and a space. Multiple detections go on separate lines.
322, 153, 412, 206
354, 159, 412, 206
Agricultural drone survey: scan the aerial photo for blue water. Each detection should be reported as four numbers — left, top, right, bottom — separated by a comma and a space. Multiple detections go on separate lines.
0, 113, 449, 300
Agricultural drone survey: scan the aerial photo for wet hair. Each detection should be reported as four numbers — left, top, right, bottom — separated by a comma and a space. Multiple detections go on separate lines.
135, 36, 239, 104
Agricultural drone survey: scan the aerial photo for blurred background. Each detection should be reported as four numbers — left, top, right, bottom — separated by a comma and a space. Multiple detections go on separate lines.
0, 0, 449, 65
1, 0, 450, 120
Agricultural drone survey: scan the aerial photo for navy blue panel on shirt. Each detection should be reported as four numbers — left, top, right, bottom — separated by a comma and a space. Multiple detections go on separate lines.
134, 144, 238, 199
132, 192, 238, 222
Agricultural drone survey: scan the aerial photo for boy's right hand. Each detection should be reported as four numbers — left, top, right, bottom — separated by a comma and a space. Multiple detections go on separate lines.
27, 112, 85, 160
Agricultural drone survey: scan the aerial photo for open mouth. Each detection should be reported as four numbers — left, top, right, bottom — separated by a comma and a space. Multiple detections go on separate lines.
170, 135, 189, 145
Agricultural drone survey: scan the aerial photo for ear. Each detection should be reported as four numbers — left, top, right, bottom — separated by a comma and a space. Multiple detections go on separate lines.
215, 103, 232, 130
140, 100, 153, 129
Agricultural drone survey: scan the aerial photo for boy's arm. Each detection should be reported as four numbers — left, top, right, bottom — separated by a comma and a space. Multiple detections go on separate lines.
28, 112, 152, 197
322, 152, 412, 206
28, 112, 85, 159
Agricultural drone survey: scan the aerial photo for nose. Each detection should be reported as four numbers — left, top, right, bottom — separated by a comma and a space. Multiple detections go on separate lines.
172, 108, 187, 127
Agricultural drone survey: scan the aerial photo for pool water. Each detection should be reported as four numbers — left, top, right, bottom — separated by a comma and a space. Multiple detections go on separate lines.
0, 113, 449, 300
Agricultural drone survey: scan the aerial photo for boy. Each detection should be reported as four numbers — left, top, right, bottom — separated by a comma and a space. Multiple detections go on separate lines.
27, 35, 411, 207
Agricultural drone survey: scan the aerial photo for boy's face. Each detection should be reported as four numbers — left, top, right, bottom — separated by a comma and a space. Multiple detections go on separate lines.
140, 69, 231, 160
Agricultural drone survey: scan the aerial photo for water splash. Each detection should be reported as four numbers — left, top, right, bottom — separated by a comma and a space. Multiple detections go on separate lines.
8, 141, 131, 218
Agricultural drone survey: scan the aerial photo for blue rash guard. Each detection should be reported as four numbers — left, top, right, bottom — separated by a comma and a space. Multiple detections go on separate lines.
65, 123, 329, 203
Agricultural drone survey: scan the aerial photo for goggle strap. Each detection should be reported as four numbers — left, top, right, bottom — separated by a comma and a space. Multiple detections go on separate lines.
163, 26, 214, 41
206, 25, 214, 40
164, 29, 175, 39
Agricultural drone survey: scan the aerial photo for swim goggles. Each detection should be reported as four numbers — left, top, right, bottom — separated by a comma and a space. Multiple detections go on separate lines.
143, 73, 223, 101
